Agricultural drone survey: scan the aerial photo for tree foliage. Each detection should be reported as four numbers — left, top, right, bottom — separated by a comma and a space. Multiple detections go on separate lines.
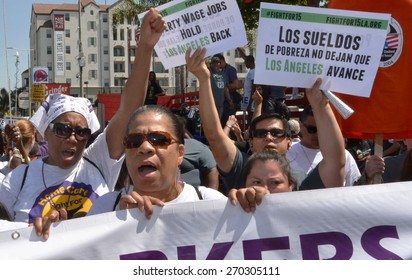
112, 0, 168, 26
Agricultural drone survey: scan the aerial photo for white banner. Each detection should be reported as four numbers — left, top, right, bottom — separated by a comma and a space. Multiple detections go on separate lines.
254, 3, 390, 97
1, 182, 412, 260
139, 0, 247, 69
54, 14, 65, 77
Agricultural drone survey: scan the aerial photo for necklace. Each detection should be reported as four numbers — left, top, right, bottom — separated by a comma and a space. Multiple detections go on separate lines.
41, 160, 60, 210
41, 160, 80, 212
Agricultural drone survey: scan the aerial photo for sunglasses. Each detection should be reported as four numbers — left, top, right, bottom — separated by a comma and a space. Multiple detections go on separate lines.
253, 128, 286, 139
123, 131, 177, 149
302, 123, 317, 134
49, 123, 92, 141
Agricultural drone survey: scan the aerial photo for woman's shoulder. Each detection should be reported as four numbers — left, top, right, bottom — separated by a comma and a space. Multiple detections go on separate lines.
182, 183, 226, 200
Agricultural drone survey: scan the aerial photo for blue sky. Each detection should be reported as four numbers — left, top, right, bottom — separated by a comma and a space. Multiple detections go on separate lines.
0, 0, 117, 91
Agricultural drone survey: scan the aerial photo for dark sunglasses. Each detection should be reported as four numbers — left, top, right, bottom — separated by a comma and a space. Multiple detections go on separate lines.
302, 123, 317, 134
49, 123, 92, 141
253, 128, 286, 139
123, 131, 177, 149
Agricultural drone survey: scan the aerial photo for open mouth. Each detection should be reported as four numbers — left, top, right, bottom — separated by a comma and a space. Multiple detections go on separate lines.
138, 164, 158, 176
62, 149, 76, 158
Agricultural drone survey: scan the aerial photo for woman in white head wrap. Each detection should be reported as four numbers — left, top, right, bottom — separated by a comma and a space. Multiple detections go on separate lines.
0, 9, 165, 239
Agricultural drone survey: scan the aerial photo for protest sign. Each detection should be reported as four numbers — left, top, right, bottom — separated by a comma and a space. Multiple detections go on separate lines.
139, 0, 247, 69
1, 182, 412, 260
254, 3, 390, 97
31, 84, 46, 102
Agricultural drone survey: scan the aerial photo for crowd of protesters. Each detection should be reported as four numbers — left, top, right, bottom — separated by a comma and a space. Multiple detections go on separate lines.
0, 8, 410, 244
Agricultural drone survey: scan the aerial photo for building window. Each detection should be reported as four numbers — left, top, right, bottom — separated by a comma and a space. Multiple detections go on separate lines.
65, 29, 70, 38
102, 14, 108, 23
154, 62, 167, 73
114, 46, 125, 57
66, 46, 70, 54
89, 53, 97, 63
89, 70, 97, 79
65, 13, 70, 21
159, 78, 169, 87
127, 17, 132, 25
120, 29, 125, 41
88, 37, 96, 47
103, 30, 108, 39
129, 46, 136, 57
104, 62, 109, 71
47, 46, 52, 55
114, 62, 125, 73
103, 46, 109, 55
46, 30, 52, 38
66, 78, 71, 85
113, 28, 117, 40
104, 79, 109, 87
47, 62, 52, 71
90, 10, 94, 15
89, 21, 96, 30
66, 62, 71, 70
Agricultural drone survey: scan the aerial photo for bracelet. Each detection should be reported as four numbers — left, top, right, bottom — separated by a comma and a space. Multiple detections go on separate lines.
225, 124, 233, 129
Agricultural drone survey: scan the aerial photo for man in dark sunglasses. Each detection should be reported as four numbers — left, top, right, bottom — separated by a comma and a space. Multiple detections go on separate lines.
286, 105, 360, 190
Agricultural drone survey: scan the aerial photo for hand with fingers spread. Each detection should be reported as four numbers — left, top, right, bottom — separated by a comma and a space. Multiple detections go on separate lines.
33, 209, 68, 241
185, 48, 209, 82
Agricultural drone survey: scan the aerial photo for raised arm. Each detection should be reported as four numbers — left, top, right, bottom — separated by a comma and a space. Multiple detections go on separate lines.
307, 78, 345, 187
251, 86, 263, 121
106, 8, 165, 159
185, 48, 238, 173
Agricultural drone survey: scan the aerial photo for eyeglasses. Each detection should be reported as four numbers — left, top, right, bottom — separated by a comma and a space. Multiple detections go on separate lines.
302, 123, 317, 134
123, 131, 178, 149
49, 123, 92, 141
253, 128, 286, 139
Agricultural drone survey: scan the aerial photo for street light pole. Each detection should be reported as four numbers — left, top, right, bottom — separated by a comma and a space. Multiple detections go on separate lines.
3, 4, 12, 116
84, 81, 89, 99
78, 0, 84, 98
14, 51, 19, 116
7, 47, 34, 117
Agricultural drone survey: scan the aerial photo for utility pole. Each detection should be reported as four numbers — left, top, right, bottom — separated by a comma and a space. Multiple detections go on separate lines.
3, 0, 12, 116
14, 51, 20, 116
78, 0, 85, 97
7, 47, 34, 117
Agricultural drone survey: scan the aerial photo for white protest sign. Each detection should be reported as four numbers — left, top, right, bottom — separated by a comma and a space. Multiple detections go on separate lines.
139, 0, 247, 69
255, 3, 391, 97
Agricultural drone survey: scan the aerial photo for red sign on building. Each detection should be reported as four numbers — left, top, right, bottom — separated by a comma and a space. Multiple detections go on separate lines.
53, 14, 64, 31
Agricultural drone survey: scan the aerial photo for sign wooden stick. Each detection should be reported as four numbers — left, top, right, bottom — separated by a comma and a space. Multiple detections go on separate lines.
373, 133, 384, 184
